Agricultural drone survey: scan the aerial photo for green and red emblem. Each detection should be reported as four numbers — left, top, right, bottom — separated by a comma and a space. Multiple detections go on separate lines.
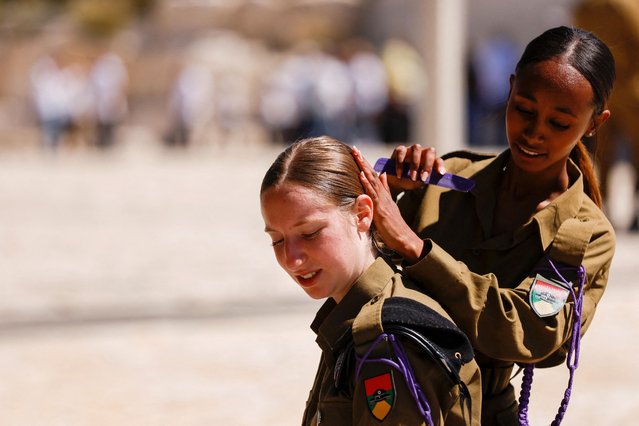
364, 372, 395, 421
529, 273, 570, 317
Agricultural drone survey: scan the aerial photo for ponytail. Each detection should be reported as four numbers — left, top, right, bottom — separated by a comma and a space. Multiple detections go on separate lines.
570, 140, 602, 208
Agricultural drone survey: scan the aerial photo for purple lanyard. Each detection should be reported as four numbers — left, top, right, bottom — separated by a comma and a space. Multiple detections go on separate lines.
355, 333, 434, 426
518, 259, 587, 426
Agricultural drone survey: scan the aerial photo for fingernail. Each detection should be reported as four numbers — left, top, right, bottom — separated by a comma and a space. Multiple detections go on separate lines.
438, 167, 446, 175
410, 170, 417, 181
421, 171, 429, 182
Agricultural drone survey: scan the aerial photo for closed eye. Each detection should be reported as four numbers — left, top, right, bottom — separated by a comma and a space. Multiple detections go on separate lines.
302, 229, 322, 239
271, 238, 284, 247
516, 106, 533, 115
550, 121, 570, 130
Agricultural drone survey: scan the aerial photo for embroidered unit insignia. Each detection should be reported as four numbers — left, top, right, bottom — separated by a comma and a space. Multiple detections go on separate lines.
364, 372, 395, 421
529, 273, 571, 317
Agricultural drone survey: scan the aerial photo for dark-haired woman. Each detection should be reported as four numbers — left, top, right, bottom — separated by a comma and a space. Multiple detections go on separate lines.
354, 26, 616, 424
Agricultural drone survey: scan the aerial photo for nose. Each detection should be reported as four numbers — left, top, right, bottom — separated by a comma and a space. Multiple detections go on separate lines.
283, 240, 306, 270
523, 117, 544, 143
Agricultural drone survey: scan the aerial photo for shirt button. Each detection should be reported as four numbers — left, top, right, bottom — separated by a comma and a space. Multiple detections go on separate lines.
370, 295, 381, 304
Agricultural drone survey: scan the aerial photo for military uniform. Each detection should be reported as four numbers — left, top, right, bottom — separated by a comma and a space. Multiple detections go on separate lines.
397, 150, 616, 424
302, 257, 482, 425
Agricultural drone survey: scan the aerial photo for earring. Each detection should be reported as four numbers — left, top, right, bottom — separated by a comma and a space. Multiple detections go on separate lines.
587, 131, 595, 137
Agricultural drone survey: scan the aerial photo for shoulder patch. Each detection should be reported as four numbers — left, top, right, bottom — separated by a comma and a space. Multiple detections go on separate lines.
529, 273, 570, 317
364, 372, 395, 421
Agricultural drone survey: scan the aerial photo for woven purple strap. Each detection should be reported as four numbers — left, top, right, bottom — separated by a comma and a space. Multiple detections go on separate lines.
517, 260, 587, 425
355, 333, 434, 426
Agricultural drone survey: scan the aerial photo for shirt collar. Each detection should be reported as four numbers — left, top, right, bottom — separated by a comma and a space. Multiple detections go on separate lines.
463, 149, 585, 249
533, 158, 585, 250
310, 257, 395, 355
467, 150, 510, 237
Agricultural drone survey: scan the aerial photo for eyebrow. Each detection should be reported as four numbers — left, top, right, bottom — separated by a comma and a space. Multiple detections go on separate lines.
264, 218, 316, 233
516, 94, 578, 118
555, 106, 577, 118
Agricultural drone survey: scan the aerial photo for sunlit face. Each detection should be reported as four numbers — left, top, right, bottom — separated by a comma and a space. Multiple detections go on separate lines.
261, 183, 375, 303
505, 59, 605, 174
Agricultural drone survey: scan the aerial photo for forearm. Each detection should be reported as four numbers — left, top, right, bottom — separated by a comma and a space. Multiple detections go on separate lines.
404, 241, 577, 362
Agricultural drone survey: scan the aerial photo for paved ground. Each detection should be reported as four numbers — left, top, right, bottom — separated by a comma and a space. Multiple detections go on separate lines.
0, 129, 637, 425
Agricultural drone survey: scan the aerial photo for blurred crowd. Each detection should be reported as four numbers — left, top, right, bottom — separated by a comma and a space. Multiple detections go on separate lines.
25, 35, 425, 152
8, 0, 639, 231
29, 50, 128, 150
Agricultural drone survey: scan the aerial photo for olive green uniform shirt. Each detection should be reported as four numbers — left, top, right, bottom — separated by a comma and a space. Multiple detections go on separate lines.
302, 257, 481, 425
397, 150, 615, 424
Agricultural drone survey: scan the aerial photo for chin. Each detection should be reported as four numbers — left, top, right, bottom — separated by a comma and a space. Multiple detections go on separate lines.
302, 288, 327, 300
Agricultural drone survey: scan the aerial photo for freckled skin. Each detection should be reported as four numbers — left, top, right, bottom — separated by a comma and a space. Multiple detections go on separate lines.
261, 183, 375, 303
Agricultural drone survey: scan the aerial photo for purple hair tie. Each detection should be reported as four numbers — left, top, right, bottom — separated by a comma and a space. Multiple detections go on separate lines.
356, 333, 434, 426
518, 259, 587, 425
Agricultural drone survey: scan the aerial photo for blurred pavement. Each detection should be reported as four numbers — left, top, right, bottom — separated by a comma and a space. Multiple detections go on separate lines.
0, 130, 637, 425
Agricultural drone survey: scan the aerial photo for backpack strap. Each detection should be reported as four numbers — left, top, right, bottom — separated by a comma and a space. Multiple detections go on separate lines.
345, 296, 474, 424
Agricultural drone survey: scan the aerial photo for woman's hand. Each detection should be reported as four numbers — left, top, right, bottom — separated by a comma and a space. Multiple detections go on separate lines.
385, 144, 447, 193
352, 146, 425, 264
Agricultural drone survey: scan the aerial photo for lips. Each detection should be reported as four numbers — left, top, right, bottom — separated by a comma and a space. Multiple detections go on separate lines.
296, 270, 321, 287
516, 144, 545, 157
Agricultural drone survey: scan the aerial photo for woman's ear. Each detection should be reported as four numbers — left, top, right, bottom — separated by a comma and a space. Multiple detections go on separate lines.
353, 194, 374, 232
591, 109, 611, 136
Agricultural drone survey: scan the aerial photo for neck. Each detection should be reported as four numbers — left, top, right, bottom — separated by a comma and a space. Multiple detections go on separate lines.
332, 252, 376, 304
503, 158, 570, 201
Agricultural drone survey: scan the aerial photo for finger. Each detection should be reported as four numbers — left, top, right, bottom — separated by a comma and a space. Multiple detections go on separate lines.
410, 144, 422, 181
392, 145, 407, 178
423, 147, 437, 177
353, 147, 378, 184
379, 171, 391, 192
434, 157, 446, 175
359, 171, 378, 200
419, 147, 431, 181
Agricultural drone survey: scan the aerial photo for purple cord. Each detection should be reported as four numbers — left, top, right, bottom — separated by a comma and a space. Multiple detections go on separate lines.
518, 260, 586, 425
355, 333, 434, 426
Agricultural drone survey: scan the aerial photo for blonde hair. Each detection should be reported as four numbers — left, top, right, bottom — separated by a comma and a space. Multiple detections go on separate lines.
261, 136, 385, 253
261, 136, 365, 209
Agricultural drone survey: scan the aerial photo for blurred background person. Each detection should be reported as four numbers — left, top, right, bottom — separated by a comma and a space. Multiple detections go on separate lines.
343, 38, 389, 145
88, 52, 129, 149
259, 44, 316, 145
466, 33, 519, 147
574, 0, 639, 231
29, 51, 90, 150
307, 45, 356, 143
377, 38, 424, 145
164, 62, 215, 148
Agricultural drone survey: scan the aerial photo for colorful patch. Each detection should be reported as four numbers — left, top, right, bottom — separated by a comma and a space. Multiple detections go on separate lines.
529, 273, 570, 317
364, 372, 395, 421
